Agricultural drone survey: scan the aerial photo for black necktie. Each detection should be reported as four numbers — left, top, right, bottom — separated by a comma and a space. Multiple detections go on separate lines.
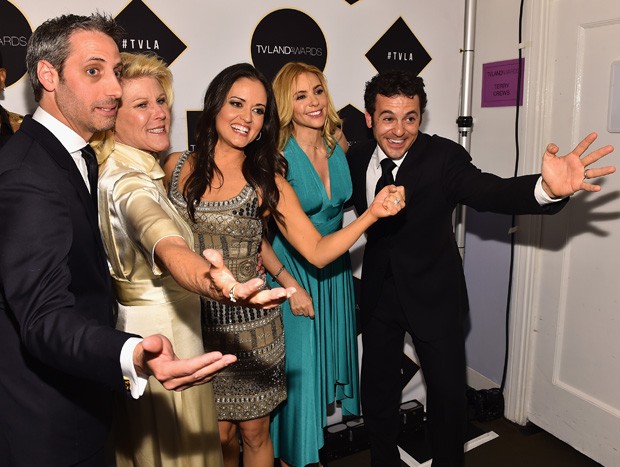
81, 144, 98, 208
375, 158, 397, 195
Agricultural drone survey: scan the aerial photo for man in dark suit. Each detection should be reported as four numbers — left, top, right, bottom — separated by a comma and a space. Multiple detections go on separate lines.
347, 70, 615, 466
0, 13, 290, 466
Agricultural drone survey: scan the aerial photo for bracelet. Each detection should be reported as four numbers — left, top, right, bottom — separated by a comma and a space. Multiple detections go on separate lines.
273, 265, 286, 279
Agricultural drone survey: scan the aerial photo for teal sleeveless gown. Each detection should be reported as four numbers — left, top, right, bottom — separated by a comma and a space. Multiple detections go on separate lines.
267, 136, 360, 466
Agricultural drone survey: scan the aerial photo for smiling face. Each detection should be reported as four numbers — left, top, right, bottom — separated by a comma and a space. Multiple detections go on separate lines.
113, 76, 171, 154
48, 30, 122, 141
365, 93, 421, 160
215, 77, 266, 151
291, 71, 327, 132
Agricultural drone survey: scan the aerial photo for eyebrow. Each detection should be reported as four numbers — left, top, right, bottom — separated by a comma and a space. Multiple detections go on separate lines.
294, 84, 322, 96
229, 95, 266, 107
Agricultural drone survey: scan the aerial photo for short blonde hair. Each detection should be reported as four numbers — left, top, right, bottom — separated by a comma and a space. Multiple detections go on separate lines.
272, 62, 342, 155
92, 52, 173, 158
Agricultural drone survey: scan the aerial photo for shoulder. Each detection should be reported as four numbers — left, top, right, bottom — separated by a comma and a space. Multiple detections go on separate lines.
162, 150, 189, 177
347, 139, 376, 158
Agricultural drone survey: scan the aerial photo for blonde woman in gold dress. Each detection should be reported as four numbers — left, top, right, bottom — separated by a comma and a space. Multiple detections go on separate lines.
94, 53, 290, 467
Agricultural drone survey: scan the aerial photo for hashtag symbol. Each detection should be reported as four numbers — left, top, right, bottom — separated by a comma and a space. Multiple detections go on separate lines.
122, 39, 127, 49
387, 51, 391, 60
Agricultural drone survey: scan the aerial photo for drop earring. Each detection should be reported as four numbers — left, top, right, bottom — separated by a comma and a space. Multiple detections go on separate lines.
255, 131, 262, 141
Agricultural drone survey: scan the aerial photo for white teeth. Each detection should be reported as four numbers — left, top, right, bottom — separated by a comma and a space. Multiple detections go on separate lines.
148, 128, 164, 134
308, 110, 322, 116
388, 139, 404, 144
231, 124, 249, 134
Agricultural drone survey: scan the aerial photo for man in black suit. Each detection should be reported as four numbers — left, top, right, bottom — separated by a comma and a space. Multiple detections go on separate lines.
347, 70, 615, 466
0, 13, 290, 466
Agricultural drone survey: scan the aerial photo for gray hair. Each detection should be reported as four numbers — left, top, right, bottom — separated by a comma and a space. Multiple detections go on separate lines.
26, 13, 123, 102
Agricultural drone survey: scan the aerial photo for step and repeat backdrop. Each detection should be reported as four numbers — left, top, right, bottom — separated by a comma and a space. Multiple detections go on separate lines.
0, 0, 465, 417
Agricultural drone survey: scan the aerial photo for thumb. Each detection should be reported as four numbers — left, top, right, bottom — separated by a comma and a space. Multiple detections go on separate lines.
203, 249, 225, 268
141, 335, 164, 355
543, 143, 559, 158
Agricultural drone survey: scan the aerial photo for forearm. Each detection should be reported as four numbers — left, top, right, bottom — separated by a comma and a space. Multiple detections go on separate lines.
260, 238, 300, 288
281, 208, 377, 269
154, 237, 213, 297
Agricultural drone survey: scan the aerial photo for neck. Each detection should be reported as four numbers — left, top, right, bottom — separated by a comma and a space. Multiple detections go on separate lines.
293, 126, 323, 150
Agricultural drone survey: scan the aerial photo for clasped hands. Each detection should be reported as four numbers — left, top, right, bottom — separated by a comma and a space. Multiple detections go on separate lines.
372, 184, 406, 216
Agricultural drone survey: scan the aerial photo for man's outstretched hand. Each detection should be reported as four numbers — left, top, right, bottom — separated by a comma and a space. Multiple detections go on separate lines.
541, 132, 615, 198
134, 335, 237, 391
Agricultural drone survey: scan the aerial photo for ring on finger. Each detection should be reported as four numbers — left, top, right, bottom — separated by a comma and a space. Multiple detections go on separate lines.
229, 283, 239, 303
393, 198, 401, 205
584, 168, 589, 180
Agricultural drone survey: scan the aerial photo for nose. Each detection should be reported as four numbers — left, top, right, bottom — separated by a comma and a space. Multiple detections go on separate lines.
108, 73, 122, 100
154, 104, 167, 120
392, 120, 405, 136
240, 107, 253, 123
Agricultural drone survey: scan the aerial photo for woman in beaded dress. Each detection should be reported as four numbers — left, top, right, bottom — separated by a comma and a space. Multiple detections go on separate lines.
94, 53, 285, 467
163, 62, 404, 467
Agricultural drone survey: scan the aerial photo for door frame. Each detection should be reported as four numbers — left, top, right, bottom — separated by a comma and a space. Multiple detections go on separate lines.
503, 0, 552, 425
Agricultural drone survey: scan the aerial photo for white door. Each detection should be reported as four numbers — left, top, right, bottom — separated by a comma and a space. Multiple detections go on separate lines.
513, 1, 620, 465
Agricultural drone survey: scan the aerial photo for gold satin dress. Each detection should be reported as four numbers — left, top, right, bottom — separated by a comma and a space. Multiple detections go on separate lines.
97, 142, 222, 467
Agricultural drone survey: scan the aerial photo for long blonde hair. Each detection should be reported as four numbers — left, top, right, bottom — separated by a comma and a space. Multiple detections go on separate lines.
272, 62, 342, 156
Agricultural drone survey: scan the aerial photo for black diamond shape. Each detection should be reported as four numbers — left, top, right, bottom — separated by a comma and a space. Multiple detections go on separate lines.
338, 104, 373, 149
345, 0, 361, 4
115, 0, 186, 66
366, 17, 431, 75
400, 353, 420, 390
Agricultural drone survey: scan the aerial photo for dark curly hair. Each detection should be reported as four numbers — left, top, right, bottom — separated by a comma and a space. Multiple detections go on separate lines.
363, 70, 428, 118
183, 63, 287, 228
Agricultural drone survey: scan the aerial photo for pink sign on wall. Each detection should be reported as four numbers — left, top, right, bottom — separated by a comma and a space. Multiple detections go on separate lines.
481, 58, 525, 107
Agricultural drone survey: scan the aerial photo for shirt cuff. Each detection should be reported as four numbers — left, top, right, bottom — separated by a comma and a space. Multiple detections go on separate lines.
120, 337, 149, 399
534, 176, 564, 205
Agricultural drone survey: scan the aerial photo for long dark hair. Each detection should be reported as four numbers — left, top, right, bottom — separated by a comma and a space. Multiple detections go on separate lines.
183, 63, 287, 228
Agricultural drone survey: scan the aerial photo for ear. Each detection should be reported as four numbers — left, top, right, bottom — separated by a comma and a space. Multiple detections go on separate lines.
37, 60, 59, 93
0, 68, 6, 89
364, 111, 373, 129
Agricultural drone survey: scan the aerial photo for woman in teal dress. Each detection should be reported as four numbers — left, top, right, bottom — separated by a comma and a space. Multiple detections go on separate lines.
263, 62, 358, 467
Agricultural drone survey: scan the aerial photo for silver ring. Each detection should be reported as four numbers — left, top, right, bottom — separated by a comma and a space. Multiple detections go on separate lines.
584, 168, 589, 180
393, 198, 400, 205
229, 283, 239, 303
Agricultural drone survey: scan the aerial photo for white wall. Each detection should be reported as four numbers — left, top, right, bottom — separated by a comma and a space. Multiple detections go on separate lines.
463, 0, 528, 388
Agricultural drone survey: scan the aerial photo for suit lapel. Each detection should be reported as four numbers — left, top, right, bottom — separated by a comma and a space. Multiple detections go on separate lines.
21, 117, 108, 268
349, 141, 375, 212
395, 133, 430, 204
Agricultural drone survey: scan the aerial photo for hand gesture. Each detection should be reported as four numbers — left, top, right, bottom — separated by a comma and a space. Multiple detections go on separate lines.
370, 185, 406, 218
541, 132, 615, 198
202, 249, 295, 308
289, 286, 315, 319
134, 335, 237, 391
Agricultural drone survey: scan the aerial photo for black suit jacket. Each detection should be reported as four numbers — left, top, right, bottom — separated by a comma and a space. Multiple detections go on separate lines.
0, 116, 131, 466
348, 133, 567, 341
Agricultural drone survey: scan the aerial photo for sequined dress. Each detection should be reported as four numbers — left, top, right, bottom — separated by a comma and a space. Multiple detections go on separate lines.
168, 151, 286, 420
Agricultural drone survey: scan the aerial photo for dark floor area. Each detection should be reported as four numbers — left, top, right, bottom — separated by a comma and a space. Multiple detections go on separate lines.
319, 417, 602, 467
